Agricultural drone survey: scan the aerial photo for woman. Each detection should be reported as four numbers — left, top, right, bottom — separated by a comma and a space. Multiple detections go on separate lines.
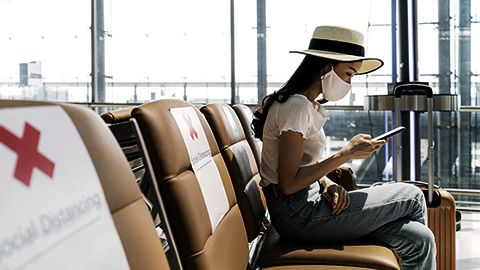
252, 25, 436, 269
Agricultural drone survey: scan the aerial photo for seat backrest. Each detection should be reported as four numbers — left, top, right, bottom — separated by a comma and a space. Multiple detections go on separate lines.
232, 104, 262, 167
100, 106, 136, 124
132, 99, 249, 270
201, 103, 267, 242
0, 100, 169, 270
101, 108, 154, 218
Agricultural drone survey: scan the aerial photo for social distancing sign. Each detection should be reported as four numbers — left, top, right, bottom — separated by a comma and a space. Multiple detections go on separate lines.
0, 106, 130, 270
170, 106, 229, 232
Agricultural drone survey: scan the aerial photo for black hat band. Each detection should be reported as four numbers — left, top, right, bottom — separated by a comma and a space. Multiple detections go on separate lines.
308, 38, 365, 57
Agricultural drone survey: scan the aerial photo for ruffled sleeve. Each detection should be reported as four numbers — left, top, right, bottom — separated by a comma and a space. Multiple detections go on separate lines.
275, 97, 311, 139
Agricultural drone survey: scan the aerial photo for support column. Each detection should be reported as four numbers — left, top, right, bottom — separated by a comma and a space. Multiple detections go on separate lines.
397, 0, 421, 181
436, 0, 457, 186
91, 0, 105, 107
438, 0, 451, 93
230, 0, 236, 104
397, 0, 418, 83
458, 0, 472, 181
257, 0, 267, 103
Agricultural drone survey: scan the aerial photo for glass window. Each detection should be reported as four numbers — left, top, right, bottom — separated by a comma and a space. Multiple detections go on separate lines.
324, 110, 395, 184
417, 0, 443, 94
471, 2, 480, 106
0, 0, 90, 102
235, 0, 258, 105
104, 0, 231, 104
419, 111, 480, 190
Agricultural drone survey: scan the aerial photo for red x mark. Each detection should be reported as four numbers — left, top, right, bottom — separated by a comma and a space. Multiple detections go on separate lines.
183, 114, 198, 140
0, 122, 55, 187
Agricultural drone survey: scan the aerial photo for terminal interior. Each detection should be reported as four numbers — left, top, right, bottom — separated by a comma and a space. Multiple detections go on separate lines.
1, 0, 480, 269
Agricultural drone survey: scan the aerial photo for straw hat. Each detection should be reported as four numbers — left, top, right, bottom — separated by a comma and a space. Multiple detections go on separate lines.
290, 25, 383, 75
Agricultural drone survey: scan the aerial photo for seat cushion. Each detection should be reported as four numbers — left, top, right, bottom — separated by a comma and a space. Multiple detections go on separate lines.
262, 265, 381, 270
257, 226, 400, 270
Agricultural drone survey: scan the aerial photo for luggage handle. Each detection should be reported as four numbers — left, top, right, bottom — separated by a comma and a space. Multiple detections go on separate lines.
394, 83, 434, 204
394, 83, 433, 98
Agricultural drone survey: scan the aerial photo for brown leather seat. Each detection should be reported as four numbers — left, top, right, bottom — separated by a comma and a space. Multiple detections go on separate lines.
201, 103, 267, 242
257, 226, 400, 269
132, 99, 250, 270
0, 100, 169, 270
201, 102, 400, 270
101, 105, 182, 270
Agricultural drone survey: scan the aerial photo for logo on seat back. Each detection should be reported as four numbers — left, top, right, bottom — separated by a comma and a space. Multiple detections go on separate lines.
183, 113, 198, 140
0, 122, 55, 187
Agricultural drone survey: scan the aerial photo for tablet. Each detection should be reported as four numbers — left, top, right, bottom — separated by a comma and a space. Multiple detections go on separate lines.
372, 126, 406, 141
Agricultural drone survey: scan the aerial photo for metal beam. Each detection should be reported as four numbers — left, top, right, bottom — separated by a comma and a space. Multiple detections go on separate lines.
438, 0, 451, 94
458, 0, 472, 179
230, 0, 236, 105
436, 0, 457, 186
458, 0, 471, 106
91, 0, 105, 106
396, 0, 421, 181
397, 0, 419, 83
256, 0, 267, 104
391, 0, 397, 83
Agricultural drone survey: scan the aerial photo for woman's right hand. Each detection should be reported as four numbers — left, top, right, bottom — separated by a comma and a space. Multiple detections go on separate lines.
340, 134, 386, 160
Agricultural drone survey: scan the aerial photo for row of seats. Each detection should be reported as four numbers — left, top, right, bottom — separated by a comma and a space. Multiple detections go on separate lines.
0, 100, 170, 270
0, 99, 400, 269
102, 99, 401, 269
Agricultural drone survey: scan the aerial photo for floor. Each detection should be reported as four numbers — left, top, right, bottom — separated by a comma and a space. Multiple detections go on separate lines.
457, 213, 480, 269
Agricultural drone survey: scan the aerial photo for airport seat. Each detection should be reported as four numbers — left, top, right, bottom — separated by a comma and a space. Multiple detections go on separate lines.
200, 103, 267, 242
0, 100, 169, 270
131, 99, 250, 270
200, 102, 401, 270
232, 104, 263, 167
100, 106, 182, 269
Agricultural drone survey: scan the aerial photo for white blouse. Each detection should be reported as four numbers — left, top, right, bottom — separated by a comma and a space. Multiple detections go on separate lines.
260, 94, 330, 187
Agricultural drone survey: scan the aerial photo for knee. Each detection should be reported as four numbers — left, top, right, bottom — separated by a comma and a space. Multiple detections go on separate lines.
403, 182, 422, 194
398, 183, 425, 201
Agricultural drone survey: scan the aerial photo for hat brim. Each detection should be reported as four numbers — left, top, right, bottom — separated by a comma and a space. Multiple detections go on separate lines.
290, 49, 384, 75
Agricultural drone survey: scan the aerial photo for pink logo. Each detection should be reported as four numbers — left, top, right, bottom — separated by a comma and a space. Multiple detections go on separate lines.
0, 122, 55, 187
183, 114, 198, 140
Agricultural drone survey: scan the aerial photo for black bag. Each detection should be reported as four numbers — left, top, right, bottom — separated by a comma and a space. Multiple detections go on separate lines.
326, 167, 358, 191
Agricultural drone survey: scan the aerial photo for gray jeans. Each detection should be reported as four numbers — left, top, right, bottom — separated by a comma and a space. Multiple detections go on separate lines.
262, 182, 436, 270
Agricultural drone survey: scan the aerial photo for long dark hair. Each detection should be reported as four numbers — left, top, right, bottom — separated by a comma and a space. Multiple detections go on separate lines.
252, 55, 333, 140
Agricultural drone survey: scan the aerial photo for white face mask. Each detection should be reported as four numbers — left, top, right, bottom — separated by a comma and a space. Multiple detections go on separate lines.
321, 67, 352, 101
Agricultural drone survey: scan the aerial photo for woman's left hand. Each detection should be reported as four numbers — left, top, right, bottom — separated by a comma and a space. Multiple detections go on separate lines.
322, 179, 350, 215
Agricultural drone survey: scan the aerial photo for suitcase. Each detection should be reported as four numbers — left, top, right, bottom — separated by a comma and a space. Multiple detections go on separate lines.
394, 84, 456, 270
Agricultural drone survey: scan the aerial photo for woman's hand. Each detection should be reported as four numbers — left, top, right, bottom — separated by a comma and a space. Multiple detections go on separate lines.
322, 178, 350, 215
340, 134, 386, 160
